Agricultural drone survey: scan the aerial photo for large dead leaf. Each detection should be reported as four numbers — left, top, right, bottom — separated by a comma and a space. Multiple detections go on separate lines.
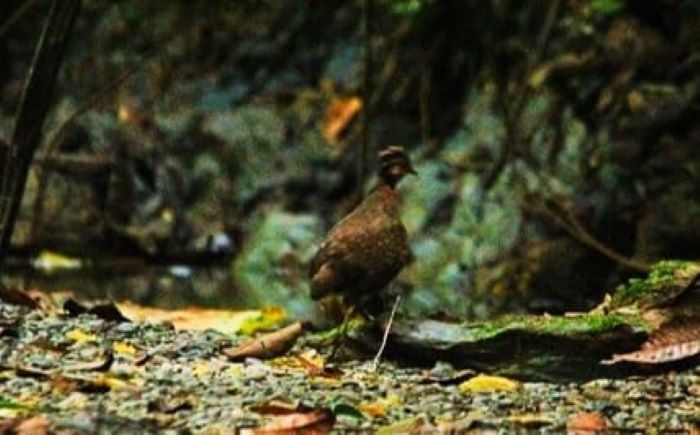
244, 401, 334, 435
0, 416, 51, 434
116, 302, 285, 335
224, 322, 304, 361
602, 319, 700, 364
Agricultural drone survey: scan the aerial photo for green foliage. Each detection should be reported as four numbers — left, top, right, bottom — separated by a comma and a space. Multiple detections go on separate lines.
0, 396, 26, 410
390, 0, 425, 16
589, 0, 624, 15
233, 210, 322, 318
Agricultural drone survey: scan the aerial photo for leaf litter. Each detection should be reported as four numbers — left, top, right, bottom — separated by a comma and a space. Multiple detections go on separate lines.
0, 291, 698, 432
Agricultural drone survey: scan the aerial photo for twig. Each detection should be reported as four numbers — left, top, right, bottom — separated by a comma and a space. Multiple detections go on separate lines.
371, 295, 400, 372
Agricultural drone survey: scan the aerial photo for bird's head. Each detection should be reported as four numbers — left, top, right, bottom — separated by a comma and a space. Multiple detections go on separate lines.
378, 146, 417, 188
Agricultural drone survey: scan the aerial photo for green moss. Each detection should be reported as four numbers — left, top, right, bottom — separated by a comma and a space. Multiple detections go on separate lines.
611, 260, 700, 308
461, 312, 649, 341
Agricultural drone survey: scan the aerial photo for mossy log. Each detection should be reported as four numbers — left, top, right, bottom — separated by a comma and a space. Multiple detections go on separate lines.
356, 261, 700, 381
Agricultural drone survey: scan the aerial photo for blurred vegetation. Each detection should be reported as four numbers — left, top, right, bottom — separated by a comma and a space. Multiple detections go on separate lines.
1, 0, 699, 321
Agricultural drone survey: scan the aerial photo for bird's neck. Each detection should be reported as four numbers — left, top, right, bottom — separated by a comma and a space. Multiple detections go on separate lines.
365, 182, 400, 215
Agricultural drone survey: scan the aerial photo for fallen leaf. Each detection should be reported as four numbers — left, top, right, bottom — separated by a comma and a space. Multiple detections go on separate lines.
0, 287, 39, 309
602, 320, 700, 365
250, 400, 301, 415
376, 416, 425, 434
567, 412, 607, 433
0, 416, 51, 435
295, 353, 342, 378
458, 374, 520, 394
507, 413, 555, 429
242, 408, 334, 435
192, 361, 211, 378
358, 394, 401, 418
32, 250, 82, 272
52, 373, 135, 394
65, 329, 98, 343
113, 341, 137, 356
322, 96, 362, 144
238, 306, 286, 335
224, 322, 304, 361
116, 302, 285, 335
270, 351, 342, 378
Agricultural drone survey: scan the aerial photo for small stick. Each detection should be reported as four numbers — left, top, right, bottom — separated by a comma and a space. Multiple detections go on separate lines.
370, 295, 400, 372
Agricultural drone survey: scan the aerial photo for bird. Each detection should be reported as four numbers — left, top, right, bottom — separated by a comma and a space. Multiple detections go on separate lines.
309, 146, 416, 318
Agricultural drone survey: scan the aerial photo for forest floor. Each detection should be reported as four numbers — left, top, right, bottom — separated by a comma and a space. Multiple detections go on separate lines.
0, 298, 698, 434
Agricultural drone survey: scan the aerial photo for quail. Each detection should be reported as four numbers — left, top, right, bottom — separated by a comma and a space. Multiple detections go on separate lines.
309, 146, 416, 315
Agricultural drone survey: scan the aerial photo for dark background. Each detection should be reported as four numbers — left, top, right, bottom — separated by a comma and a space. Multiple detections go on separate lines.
1, 0, 699, 321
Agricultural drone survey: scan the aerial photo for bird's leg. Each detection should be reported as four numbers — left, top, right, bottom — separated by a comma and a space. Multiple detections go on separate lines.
370, 295, 400, 372
329, 304, 356, 361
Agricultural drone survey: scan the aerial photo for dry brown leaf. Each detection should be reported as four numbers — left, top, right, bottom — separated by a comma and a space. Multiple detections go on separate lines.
224, 322, 304, 361
602, 319, 700, 364
294, 353, 342, 378
242, 408, 334, 435
0, 416, 51, 435
567, 411, 607, 433
51, 373, 136, 394
322, 97, 362, 144
0, 287, 39, 309
250, 400, 301, 415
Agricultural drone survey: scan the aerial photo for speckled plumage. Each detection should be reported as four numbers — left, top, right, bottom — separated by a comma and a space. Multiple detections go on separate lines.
309, 147, 415, 307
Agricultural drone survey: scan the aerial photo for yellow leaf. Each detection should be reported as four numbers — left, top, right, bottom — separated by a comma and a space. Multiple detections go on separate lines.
359, 394, 401, 418
192, 362, 210, 377
65, 329, 97, 343
94, 374, 131, 390
227, 364, 244, 377
32, 250, 82, 272
458, 374, 520, 394
115, 302, 286, 335
238, 306, 286, 335
376, 417, 424, 434
112, 342, 136, 356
